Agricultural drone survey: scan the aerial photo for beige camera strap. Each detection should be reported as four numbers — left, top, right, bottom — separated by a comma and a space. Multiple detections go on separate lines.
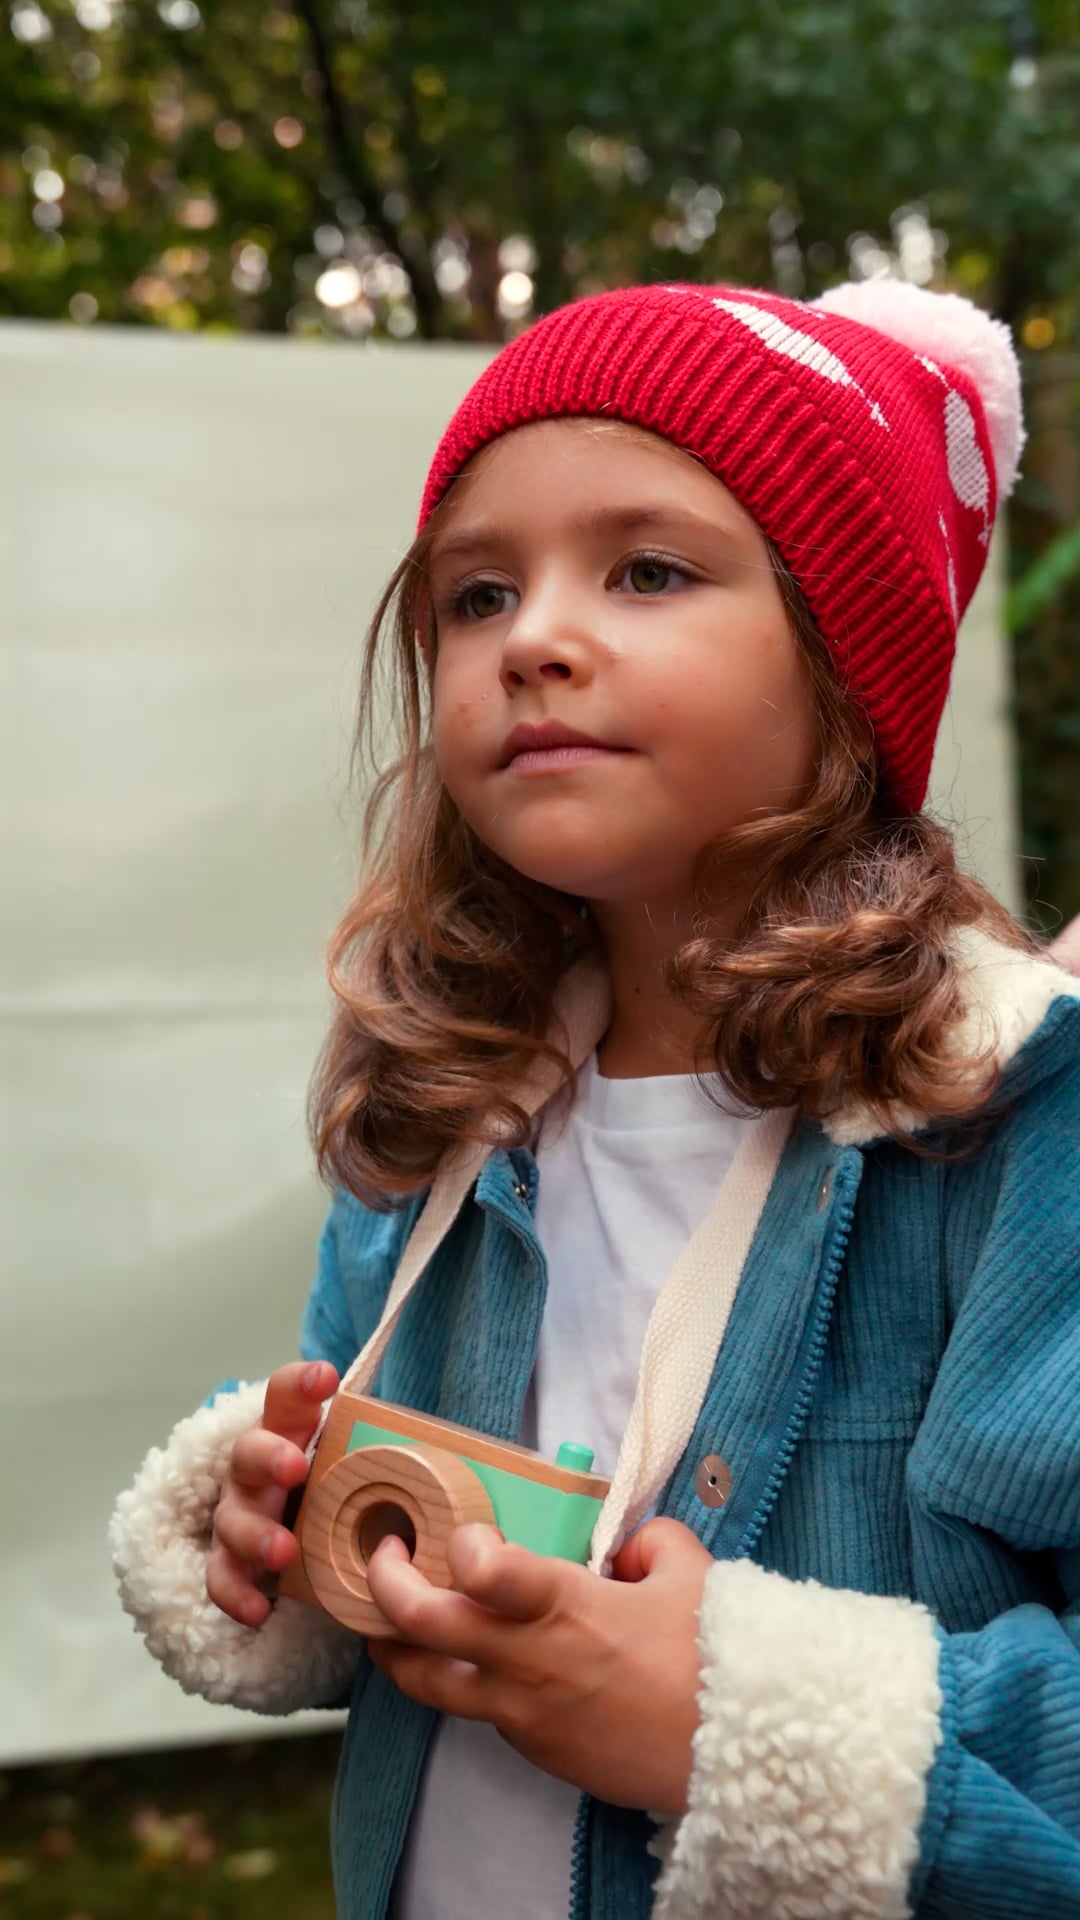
335, 956, 612, 1404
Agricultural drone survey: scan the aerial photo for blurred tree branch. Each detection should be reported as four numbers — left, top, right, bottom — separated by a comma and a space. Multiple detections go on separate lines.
289, 0, 444, 336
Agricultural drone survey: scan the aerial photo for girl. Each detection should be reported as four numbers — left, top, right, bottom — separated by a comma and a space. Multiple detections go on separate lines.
112, 279, 1080, 1920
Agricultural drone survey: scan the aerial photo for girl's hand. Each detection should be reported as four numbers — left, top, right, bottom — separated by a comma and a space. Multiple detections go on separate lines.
365, 1516, 713, 1816
206, 1360, 339, 1626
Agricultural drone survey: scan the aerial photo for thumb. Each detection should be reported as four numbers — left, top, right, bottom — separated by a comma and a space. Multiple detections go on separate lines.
447, 1524, 569, 1622
611, 1516, 710, 1585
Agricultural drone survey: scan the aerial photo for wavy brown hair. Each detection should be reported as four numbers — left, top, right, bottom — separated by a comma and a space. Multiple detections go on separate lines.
309, 501, 1032, 1206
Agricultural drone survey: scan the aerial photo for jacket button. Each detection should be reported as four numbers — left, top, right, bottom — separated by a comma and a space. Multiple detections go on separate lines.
817, 1167, 833, 1211
512, 1179, 529, 1202
694, 1455, 732, 1508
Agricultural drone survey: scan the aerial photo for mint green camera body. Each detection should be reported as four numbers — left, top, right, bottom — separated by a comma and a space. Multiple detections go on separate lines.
283, 1389, 611, 1635
346, 1416, 605, 1563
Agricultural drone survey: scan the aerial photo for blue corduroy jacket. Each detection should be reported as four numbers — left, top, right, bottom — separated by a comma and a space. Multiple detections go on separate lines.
111, 941, 1080, 1920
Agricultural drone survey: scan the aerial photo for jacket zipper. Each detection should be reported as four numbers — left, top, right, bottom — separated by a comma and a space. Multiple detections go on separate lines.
735, 1157, 859, 1560
568, 1793, 590, 1920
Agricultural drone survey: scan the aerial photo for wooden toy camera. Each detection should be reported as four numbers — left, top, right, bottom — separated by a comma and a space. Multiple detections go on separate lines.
277, 1390, 610, 1637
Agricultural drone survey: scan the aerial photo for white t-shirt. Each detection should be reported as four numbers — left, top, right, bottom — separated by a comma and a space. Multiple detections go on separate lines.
389, 1055, 754, 1920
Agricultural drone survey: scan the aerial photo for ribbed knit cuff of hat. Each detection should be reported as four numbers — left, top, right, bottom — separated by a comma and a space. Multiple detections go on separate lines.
109, 1382, 360, 1713
649, 1560, 942, 1920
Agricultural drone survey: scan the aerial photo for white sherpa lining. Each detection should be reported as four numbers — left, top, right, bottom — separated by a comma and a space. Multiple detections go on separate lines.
651, 1561, 942, 1920
109, 1381, 359, 1712
813, 280, 1024, 500
824, 926, 1080, 1147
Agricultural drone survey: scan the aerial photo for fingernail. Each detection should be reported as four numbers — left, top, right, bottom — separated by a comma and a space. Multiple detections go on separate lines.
259, 1531, 276, 1563
302, 1363, 322, 1394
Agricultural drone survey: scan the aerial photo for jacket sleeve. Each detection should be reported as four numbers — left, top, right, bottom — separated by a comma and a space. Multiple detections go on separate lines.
108, 1196, 380, 1715
652, 1056, 1080, 1920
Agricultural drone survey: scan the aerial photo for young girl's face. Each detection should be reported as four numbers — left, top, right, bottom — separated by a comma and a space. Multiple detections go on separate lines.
427, 419, 818, 911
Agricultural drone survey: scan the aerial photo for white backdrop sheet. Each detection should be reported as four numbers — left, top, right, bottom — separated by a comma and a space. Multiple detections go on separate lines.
0, 318, 1017, 1764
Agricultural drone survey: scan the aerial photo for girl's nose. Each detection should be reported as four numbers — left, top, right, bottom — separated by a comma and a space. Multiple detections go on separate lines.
498, 604, 595, 692
500, 650, 573, 689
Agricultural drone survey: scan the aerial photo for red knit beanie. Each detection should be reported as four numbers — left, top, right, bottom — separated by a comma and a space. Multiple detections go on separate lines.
418, 280, 1024, 815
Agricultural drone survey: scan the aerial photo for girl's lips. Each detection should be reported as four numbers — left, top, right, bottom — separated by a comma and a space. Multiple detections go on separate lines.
498, 720, 622, 767
504, 743, 624, 774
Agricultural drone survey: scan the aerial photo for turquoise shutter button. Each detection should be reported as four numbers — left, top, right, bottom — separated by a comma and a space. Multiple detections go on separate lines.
555, 1442, 595, 1472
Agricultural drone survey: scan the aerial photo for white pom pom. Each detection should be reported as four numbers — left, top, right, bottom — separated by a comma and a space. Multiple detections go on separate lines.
812, 280, 1025, 499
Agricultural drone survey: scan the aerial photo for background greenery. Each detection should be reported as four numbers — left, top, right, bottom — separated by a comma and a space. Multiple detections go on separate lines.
4, 0, 1080, 916
0, 1735, 340, 1916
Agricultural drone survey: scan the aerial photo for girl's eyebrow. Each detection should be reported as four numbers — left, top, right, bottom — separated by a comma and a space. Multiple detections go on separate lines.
428, 502, 749, 569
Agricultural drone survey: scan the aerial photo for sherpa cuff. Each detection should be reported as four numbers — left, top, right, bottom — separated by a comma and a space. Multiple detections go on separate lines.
108, 1381, 359, 1714
651, 1560, 943, 1920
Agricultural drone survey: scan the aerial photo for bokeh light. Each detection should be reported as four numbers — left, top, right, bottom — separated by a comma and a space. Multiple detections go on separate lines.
74, 0, 116, 26
69, 291, 100, 323
11, 1, 53, 43
32, 168, 64, 202
497, 270, 533, 319
314, 261, 362, 308
158, 0, 201, 26
1023, 316, 1056, 350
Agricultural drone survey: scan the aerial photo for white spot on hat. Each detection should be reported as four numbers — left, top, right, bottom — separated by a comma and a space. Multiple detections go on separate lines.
944, 389, 991, 543
919, 354, 990, 540
709, 296, 891, 429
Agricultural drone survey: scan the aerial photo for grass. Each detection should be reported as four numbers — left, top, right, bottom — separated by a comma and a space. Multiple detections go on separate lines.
0, 1732, 341, 1919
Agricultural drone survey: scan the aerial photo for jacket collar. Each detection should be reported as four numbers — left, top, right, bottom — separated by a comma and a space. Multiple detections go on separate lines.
489, 923, 1080, 1148
339, 930, 1080, 1403
824, 926, 1080, 1146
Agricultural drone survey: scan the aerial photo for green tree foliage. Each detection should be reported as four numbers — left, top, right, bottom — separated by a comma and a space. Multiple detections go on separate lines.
4, 0, 1079, 342
2, 0, 1079, 911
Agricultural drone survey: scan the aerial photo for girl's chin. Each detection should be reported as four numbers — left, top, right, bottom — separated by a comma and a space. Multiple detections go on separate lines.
496, 848, 663, 902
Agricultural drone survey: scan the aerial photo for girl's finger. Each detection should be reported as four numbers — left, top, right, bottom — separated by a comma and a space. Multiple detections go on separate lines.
206, 1543, 273, 1627
213, 1496, 297, 1574
446, 1525, 570, 1623
369, 1640, 495, 1722
365, 1537, 506, 1662
261, 1360, 338, 1442
611, 1516, 711, 1585
230, 1425, 309, 1492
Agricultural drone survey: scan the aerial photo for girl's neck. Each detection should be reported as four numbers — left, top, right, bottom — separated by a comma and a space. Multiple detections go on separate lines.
589, 892, 741, 1079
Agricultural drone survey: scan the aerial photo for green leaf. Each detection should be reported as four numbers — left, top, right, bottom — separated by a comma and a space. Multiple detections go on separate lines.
1007, 519, 1080, 633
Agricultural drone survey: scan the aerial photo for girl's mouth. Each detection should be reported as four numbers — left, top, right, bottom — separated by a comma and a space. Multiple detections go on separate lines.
505, 743, 623, 774
498, 720, 627, 770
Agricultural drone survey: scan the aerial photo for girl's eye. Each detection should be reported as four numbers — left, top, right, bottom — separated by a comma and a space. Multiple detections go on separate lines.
619, 553, 692, 596
449, 580, 518, 622
443, 550, 693, 621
